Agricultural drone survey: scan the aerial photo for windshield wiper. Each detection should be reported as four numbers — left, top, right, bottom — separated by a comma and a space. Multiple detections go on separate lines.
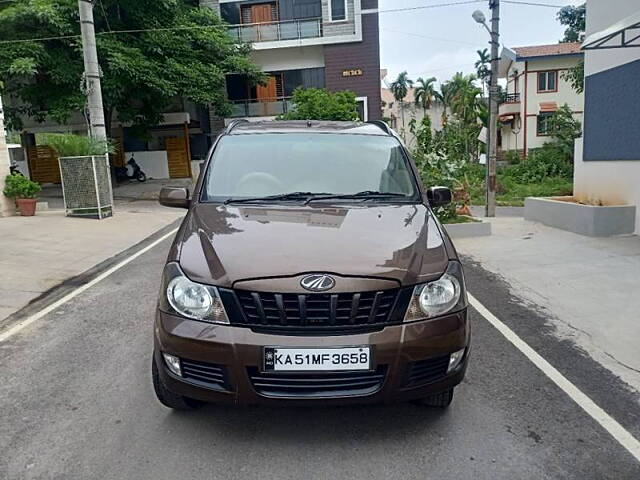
305, 191, 409, 205
224, 192, 330, 205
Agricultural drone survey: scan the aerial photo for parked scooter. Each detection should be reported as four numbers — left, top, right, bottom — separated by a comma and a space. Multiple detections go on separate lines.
115, 155, 147, 183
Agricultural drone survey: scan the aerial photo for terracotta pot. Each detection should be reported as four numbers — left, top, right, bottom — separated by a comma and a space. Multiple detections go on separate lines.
16, 198, 37, 216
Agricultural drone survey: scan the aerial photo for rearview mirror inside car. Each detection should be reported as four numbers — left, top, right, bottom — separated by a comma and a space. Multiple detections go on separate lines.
159, 187, 190, 209
427, 186, 452, 208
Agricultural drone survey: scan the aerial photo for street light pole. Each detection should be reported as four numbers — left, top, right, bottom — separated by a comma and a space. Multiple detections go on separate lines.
78, 0, 107, 141
486, 0, 500, 217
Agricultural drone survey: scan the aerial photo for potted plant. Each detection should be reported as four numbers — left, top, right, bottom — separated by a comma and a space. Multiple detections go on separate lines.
41, 133, 115, 219
3, 174, 42, 216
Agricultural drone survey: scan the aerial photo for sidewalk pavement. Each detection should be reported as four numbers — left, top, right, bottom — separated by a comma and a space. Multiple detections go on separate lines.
0, 184, 187, 322
455, 214, 640, 393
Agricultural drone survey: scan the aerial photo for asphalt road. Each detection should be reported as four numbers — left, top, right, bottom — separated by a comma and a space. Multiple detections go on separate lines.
1, 238, 639, 480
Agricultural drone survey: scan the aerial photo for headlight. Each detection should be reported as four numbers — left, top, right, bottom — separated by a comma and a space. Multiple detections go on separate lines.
404, 261, 467, 322
159, 263, 229, 324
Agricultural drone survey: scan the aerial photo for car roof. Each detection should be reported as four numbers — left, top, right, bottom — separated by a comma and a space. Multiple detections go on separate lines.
226, 120, 392, 136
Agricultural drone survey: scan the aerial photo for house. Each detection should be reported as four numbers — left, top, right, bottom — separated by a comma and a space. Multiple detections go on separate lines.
497, 42, 584, 157
209, 0, 382, 123
10, 1, 381, 185
573, 0, 640, 234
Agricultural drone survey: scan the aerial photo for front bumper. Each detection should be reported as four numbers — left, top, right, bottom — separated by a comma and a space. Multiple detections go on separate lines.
153, 308, 470, 406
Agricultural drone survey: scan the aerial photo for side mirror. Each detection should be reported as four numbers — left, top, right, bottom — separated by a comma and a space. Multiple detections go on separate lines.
159, 187, 190, 209
427, 186, 452, 208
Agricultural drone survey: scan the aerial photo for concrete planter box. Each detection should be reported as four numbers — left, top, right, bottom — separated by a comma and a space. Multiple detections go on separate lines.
524, 196, 636, 237
444, 219, 491, 238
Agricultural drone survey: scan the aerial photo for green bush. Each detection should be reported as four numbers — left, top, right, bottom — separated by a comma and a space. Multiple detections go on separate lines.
3, 174, 41, 199
41, 133, 114, 157
504, 145, 573, 184
278, 88, 359, 121
504, 150, 521, 165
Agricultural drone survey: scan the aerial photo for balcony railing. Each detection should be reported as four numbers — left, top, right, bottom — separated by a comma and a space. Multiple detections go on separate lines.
230, 97, 294, 118
504, 93, 521, 104
227, 18, 322, 43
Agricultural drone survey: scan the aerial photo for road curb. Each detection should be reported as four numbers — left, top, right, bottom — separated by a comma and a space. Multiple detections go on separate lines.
0, 218, 182, 332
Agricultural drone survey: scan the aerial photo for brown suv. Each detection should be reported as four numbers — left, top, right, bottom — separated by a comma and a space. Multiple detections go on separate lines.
152, 120, 470, 410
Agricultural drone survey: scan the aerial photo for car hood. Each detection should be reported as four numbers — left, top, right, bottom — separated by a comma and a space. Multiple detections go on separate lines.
175, 203, 450, 288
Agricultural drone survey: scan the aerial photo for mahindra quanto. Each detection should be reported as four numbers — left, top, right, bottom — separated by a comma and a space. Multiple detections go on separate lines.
153, 120, 470, 410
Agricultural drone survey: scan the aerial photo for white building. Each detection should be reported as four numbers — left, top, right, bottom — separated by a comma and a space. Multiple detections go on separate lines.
574, 0, 640, 234
497, 43, 584, 157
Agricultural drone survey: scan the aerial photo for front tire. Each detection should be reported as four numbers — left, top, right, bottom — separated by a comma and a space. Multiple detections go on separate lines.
136, 171, 147, 182
413, 388, 454, 408
152, 357, 203, 411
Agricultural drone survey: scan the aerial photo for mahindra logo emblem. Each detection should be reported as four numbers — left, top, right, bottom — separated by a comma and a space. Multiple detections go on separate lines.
300, 274, 336, 292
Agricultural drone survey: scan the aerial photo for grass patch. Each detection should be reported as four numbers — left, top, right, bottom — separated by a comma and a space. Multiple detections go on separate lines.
470, 175, 573, 207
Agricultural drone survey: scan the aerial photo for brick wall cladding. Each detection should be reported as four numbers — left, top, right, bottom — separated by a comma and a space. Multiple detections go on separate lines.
323, 12, 381, 120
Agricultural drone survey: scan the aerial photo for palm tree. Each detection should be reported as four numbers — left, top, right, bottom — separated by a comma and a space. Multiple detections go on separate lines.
413, 77, 437, 116
474, 48, 491, 97
446, 72, 483, 124
390, 71, 413, 133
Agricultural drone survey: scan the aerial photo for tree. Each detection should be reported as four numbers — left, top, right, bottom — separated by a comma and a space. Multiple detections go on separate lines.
279, 88, 359, 121
0, 0, 263, 137
444, 73, 483, 125
547, 103, 582, 160
413, 77, 437, 115
562, 59, 584, 94
557, 3, 586, 43
474, 48, 491, 97
389, 71, 413, 132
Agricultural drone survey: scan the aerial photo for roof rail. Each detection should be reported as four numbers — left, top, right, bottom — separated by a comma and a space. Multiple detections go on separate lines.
224, 118, 250, 134
367, 120, 393, 135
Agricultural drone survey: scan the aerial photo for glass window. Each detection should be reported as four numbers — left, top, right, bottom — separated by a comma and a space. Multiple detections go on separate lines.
202, 134, 418, 201
330, 0, 346, 21
537, 112, 554, 135
538, 71, 557, 92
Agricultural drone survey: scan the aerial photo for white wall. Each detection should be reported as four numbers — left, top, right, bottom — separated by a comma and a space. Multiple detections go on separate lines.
574, 0, 640, 234
251, 45, 325, 71
124, 151, 169, 179
585, 0, 639, 75
574, 139, 640, 233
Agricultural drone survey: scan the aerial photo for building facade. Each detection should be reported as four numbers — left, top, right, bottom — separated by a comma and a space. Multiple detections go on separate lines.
497, 43, 584, 157
205, 0, 381, 123
574, 0, 640, 233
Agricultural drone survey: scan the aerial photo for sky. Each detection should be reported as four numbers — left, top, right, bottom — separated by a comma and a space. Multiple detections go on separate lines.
379, 0, 582, 86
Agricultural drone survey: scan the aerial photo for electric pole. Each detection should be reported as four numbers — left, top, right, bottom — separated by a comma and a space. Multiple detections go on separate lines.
78, 0, 107, 141
486, 0, 500, 217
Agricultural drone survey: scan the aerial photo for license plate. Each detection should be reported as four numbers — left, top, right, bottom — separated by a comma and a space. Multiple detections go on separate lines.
263, 346, 371, 372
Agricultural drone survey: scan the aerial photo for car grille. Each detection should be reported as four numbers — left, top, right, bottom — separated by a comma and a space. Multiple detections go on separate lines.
230, 289, 402, 334
247, 366, 387, 398
180, 359, 231, 391
406, 355, 450, 386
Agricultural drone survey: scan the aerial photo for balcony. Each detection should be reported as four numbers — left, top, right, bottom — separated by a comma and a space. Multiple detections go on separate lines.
227, 18, 322, 43
230, 97, 294, 118
500, 93, 521, 115
503, 93, 520, 104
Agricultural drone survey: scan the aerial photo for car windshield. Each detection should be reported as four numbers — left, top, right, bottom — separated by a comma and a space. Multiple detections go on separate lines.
201, 133, 419, 203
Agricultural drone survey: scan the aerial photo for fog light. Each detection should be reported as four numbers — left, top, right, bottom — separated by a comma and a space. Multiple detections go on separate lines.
447, 348, 465, 373
163, 353, 182, 377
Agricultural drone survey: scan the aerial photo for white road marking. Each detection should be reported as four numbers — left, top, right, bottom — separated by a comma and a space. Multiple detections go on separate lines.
468, 293, 640, 464
0, 228, 179, 343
